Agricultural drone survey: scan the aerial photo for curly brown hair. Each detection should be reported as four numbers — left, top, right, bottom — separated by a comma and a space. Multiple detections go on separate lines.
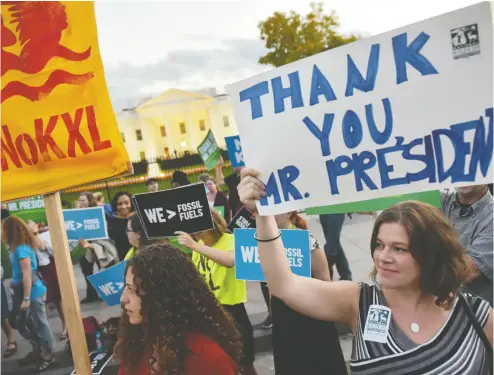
114, 244, 242, 374
370, 200, 469, 309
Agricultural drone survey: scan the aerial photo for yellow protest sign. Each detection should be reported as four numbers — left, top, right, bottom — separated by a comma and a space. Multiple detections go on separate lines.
1, 1, 130, 202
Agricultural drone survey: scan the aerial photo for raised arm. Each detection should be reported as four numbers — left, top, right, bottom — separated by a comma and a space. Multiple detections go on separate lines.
215, 157, 226, 187
239, 168, 360, 329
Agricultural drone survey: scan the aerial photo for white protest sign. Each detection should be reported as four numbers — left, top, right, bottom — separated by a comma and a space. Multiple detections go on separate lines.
226, 2, 493, 215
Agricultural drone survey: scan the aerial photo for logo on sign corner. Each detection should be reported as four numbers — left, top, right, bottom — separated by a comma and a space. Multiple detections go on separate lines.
1, 1, 94, 103
450, 23, 480, 60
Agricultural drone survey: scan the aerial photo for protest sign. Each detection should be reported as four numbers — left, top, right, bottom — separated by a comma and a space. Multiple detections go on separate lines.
214, 205, 225, 219
1, 2, 130, 202
63, 207, 108, 241
198, 130, 222, 170
306, 190, 441, 215
225, 135, 245, 168
226, 3, 493, 215
235, 229, 311, 281
70, 351, 113, 375
133, 183, 214, 238
1, 2, 132, 372
88, 261, 127, 306
227, 206, 256, 232
7, 196, 47, 224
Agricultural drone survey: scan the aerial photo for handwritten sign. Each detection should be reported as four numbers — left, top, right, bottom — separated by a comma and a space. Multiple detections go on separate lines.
1, 2, 130, 202
234, 229, 311, 281
226, 3, 493, 215
225, 135, 245, 168
63, 207, 108, 241
87, 261, 126, 306
132, 183, 214, 238
198, 130, 222, 170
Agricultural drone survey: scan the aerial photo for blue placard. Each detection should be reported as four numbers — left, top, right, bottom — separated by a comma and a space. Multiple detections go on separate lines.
87, 261, 127, 306
225, 135, 245, 168
63, 207, 108, 241
234, 229, 311, 281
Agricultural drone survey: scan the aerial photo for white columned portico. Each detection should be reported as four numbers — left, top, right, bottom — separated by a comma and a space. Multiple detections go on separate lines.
163, 113, 174, 157
207, 107, 218, 139
139, 116, 160, 177
185, 110, 197, 151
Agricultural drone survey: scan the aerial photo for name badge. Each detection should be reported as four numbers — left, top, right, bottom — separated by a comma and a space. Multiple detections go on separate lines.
363, 305, 392, 344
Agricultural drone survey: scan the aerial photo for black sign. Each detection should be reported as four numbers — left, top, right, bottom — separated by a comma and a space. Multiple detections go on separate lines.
133, 183, 214, 238
227, 206, 256, 232
70, 351, 113, 375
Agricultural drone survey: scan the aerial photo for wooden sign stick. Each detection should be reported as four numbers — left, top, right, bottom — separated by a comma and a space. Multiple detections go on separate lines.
44, 192, 91, 374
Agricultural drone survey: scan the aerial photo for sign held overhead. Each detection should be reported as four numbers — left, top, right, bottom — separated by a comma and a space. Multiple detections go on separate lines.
132, 183, 214, 238
226, 3, 493, 215
225, 135, 245, 168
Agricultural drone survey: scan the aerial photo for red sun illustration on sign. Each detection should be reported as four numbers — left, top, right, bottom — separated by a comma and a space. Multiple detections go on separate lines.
1, 1, 94, 103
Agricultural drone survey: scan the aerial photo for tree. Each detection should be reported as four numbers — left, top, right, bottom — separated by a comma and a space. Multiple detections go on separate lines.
258, 2, 358, 67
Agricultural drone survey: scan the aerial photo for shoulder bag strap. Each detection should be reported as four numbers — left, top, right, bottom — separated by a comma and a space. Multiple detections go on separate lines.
459, 293, 493, 374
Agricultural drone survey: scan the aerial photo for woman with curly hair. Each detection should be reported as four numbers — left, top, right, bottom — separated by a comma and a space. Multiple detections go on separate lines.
116, 244, 242, 375
175, 209, 258, 375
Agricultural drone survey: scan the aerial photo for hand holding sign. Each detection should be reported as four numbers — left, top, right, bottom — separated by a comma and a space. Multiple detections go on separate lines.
237, 168, 267, 214
174, 231, 198, 251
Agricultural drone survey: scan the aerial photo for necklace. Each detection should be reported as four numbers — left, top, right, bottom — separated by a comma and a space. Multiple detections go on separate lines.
405, 299, 434, 333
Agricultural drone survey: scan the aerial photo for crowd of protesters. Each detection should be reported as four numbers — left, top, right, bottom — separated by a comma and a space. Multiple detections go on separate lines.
1, 162, 492, 374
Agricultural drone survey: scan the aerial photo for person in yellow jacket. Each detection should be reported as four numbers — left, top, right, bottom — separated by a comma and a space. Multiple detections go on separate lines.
175, 209, 258, 375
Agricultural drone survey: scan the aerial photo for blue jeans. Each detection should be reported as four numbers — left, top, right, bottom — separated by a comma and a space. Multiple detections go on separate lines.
18, 295, 55, 355
319, 214, 352, 280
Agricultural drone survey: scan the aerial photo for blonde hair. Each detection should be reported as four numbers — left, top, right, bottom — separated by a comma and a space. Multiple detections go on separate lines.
210, 208, 227, 236
93, 192, 105, 202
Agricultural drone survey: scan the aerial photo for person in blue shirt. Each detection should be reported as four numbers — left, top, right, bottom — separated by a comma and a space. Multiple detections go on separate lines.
2, 216, 56, 372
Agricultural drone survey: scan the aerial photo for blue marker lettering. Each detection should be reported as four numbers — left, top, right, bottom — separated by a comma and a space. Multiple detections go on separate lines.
325, 155, 354, 195
376, 137, 409, 188
278, 165, 303, 202
260, 172, 282, 206
468, 108, 493, 178
271, 71, 304, 114
342, 110, 363, 149
239, 81, 269, 120
365, 98, 393, 145
310, 64, 337, 106
431, 128, 470, 183
352, 151, 378, 192
392, 32, 439, 85
402, 136, 437, 183
303, 114, 334, 157
345, 43, 380, 97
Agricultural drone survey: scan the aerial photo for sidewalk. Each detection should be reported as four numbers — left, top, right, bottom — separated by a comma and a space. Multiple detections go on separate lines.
1, 214, 375, 375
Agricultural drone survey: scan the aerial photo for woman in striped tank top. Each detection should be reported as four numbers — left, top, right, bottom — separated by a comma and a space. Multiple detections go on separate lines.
238, 168, 493, 375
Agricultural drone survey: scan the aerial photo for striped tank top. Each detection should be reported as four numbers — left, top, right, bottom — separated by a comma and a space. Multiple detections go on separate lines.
351, 283, 491, 375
